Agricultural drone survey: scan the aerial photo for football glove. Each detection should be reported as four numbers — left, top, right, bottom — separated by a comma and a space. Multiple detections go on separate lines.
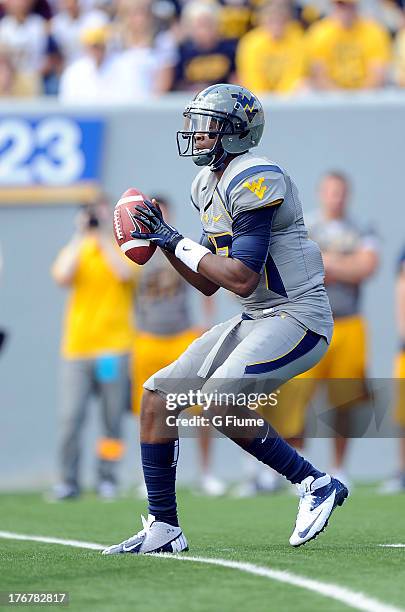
130, 200, 184, 254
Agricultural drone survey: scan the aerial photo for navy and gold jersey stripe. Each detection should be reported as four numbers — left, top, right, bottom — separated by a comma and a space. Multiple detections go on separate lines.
245, 328, 321, 374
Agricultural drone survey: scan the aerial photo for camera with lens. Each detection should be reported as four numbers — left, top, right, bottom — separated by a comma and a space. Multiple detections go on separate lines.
81, 203, 100, 228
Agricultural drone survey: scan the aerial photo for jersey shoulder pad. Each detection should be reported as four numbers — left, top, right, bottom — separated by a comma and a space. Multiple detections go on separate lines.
223, 154, 286, 218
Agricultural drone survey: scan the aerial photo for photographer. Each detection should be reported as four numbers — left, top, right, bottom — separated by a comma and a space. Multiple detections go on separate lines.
51, 193, 136, 500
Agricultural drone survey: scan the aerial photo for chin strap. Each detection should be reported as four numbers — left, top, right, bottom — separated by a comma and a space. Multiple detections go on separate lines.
210, 148, 229, 172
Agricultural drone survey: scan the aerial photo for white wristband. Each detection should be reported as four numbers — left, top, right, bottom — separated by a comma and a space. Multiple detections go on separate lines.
175, 237, 210, 272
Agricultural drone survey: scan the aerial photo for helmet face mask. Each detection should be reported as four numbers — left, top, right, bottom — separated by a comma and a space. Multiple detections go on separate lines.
177, 84, 265, 169
176, 111, 243, 166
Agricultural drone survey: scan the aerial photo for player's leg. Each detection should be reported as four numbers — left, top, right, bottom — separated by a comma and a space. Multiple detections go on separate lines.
132, 328, 225, 496
103, 387, 189, 554
201, 314, 348, 546
202, 316, 328, 483
131, 331, 173, 498
102, 316, 241, 554
96, 353, 129, 499
55, 358, 94, 499
137, 320, 240, 526
233, 369, 321, 497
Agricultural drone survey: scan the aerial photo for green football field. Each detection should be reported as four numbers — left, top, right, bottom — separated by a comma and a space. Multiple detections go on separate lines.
0, 487, 404, 612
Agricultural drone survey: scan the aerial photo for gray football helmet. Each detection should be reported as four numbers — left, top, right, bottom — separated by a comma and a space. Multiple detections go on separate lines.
176, 83, 265, 170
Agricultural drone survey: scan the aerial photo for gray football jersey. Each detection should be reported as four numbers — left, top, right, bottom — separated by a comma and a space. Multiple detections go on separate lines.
191, 152, 333, 342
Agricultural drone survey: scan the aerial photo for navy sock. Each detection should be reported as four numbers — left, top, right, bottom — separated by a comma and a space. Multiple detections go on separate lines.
246, 427, 324, 485
141, 441, 179, 527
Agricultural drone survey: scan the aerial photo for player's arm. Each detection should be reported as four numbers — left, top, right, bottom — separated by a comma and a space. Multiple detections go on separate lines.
197, 206, 279, 296
131, 200, 277, 298
198, 254, 259, 298
157, 223, 261, 298
163, 250, 220, 296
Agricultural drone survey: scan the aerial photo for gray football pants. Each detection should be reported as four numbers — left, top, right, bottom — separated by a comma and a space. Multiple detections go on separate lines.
144, 312, 328, 401
58, 355, 129, 489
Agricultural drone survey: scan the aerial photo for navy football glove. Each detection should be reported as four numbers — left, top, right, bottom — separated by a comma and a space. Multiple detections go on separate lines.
130, 200, 184, 254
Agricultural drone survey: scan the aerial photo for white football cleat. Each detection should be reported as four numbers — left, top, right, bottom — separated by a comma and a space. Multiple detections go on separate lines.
289, 474, 349, 547
102, 514, 188, 555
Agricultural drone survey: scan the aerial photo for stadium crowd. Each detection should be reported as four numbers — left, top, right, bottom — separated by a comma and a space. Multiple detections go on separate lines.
0, 0, 405, 100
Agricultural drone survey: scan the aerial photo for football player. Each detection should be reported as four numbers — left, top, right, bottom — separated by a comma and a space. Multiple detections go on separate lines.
103, 83, 348, 555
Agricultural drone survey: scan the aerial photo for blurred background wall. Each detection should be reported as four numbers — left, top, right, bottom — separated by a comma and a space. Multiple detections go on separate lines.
0, 92, 403, 490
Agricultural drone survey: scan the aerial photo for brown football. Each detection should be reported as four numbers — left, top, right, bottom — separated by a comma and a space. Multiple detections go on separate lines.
113, 187, 157, 265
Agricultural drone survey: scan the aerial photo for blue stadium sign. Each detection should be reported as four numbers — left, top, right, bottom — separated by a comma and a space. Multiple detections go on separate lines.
0, 116, 104, 205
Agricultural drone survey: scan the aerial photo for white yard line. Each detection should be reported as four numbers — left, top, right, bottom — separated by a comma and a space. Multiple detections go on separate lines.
0, 530, 402, 612
0, 531, 104, 551
378, 544, 405, 548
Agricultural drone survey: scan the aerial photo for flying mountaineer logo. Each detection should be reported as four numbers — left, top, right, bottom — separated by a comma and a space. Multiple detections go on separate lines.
243, 177, 268, 200
231, 93, 258, 123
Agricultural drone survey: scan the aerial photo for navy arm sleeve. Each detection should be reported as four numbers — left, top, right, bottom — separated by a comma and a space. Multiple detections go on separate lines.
231, 206, 279, 274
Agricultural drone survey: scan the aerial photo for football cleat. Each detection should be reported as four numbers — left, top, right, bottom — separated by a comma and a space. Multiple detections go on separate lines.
289, 474, 348, 547
101, 514, 188, 555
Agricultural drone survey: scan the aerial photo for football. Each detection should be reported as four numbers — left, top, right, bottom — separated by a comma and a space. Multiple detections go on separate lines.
113, 187, 157, 265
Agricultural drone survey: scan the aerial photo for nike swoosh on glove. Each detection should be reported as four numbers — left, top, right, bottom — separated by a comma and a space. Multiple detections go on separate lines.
130, 200, 184, 254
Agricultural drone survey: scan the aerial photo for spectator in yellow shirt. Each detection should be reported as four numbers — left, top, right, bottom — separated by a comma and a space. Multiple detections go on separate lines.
307, 0, 391, 90
236, 0, 308, 95
51, 194, 136, 500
